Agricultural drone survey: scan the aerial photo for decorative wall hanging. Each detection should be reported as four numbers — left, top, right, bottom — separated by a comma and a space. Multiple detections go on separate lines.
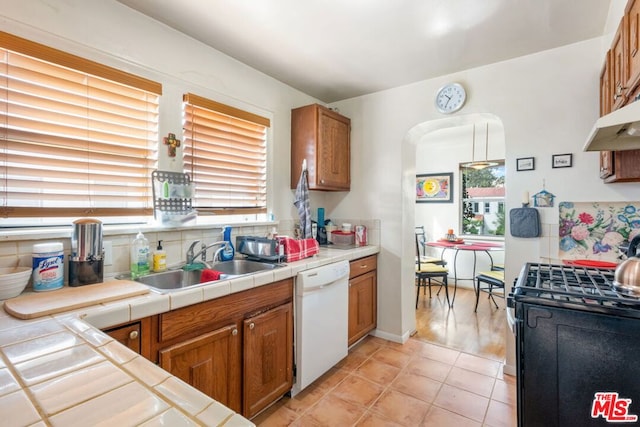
416, 173, 453, 203
533, 189, 555, 207
516, 157, 535, 171
552, 153, 572, 168
559, 201, 640, 262
163, 132, 181, 157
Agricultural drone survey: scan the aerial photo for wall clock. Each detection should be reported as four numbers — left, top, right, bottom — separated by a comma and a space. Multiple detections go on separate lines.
435, 83, 466, 114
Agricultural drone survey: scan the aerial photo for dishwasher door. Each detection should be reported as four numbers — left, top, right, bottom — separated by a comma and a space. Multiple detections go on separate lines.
292, 260, 350, 396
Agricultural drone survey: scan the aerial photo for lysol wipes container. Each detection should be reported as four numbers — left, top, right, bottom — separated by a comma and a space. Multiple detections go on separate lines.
32, 242, 64, 291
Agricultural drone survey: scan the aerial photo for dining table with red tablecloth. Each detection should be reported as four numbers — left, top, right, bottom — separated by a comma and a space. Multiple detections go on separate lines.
425, 240, 504, 306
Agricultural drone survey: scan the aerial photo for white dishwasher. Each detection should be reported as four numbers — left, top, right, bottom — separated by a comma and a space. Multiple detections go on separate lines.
291, 260, 350, 396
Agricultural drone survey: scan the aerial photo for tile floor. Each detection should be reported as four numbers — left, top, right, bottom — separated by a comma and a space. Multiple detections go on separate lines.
253, 336, 516, 426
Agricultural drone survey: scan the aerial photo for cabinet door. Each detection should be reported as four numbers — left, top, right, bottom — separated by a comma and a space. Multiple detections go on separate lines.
159, 323, 241, 412
243, 302, 293, 419
348, 270, 377, 346
627, 0, 640, 90
317, 108, 350, 190
613, 19, 627, 110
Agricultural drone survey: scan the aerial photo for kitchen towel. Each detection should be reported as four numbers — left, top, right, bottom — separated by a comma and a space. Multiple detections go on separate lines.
509, 206, 540, 238
277, 237, 319, 262
294, 161, 312, 239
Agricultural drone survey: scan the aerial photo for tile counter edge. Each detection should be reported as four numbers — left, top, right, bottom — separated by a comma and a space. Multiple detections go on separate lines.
0, 246, 379, 426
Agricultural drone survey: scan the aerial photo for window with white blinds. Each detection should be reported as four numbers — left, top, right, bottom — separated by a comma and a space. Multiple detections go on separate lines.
183, 93, 269, 215
0, 31, 161, 220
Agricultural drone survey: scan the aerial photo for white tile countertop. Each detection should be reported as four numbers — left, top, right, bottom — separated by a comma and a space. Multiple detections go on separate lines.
0, 245, 379, 426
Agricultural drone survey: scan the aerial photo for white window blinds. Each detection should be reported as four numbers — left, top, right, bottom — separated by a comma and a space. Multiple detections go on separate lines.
0, 31, 161, 218
183, 93, 269, 215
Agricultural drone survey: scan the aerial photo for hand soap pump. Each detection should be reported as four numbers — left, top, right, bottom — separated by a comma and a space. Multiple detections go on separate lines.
152, 240, 167, 272
219, 225, 235, 261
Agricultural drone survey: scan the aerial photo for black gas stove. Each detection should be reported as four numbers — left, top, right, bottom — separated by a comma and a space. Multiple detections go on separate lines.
510, 262, 640, 319
510, 262, 640, 426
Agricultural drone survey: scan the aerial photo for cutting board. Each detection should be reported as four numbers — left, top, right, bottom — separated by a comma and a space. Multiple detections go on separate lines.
3, 280, 150, 320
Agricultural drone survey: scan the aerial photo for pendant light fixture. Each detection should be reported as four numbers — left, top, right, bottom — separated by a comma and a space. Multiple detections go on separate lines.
462, 122, 498, 170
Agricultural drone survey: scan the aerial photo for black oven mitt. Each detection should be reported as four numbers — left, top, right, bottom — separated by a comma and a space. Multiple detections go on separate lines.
510, 206, 540, 238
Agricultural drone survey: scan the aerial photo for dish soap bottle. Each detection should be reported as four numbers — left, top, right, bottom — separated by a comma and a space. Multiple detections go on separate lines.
152, 240, 167, 272
219, 225, 235, 261
130, 231, 150, 278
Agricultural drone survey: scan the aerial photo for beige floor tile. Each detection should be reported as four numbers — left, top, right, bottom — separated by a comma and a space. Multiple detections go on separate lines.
283, 383, 326, 415
300, 394, 365, 426
312, 366, 350, 393
354, 358, 401, 386
329, 374, 385, 408
371, 346, 413, 369
335, 351, 369, 372
390, 371, 442, 403
491, 378, 516, 406
351, 338, 385, 357
433, 384, 489, 422
406, 356, 452, 382
484, 399, 517, 427
454, 352, 501, 377
252, 401, 299, 427
421, 405, 481, 427
382, 338, 425, 355
445, 366, 495, 397
355, 410, 404, 426
418, 342, 460, 365
370, 389, 430, 426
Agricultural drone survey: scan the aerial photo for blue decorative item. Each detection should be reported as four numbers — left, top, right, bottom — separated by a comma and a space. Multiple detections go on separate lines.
219, 225, 235, 261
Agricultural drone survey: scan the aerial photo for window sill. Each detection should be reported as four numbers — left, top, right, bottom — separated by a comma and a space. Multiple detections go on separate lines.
0, 219, 278, 242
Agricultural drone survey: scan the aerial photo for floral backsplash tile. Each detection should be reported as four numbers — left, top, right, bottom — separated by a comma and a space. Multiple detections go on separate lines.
559, 201, 640, 261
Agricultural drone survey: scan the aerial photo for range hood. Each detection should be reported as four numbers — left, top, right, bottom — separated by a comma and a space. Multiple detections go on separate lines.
584, 100, 640, 151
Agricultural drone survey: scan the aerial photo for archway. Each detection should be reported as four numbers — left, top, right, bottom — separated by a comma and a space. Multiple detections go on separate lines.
400, 113, 507, 356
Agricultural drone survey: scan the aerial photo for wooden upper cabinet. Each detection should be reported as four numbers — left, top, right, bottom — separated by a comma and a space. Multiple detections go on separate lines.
627, 0, 640, 95
291, 103, 351, 191
612, 19, 627, 110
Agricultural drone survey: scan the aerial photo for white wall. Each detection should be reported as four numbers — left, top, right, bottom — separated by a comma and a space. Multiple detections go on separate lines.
331, 35, 640, 370
0, 0, 326, 224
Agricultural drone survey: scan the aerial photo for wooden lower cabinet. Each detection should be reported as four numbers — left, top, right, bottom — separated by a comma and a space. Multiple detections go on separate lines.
151, 278, 294, 419
348, 256, 377, 346
159, 323, 241, 412
243, 302, 293, 418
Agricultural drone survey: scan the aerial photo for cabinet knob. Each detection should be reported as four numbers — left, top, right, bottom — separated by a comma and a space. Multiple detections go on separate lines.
249, 322, 255, 330
320, 179, 325, 184
232, 328, 238, 336
128, 330, 139, 340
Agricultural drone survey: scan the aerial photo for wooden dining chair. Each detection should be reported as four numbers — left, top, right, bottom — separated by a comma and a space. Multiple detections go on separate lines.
415, 232, 450, 307
474, 270, 505, 312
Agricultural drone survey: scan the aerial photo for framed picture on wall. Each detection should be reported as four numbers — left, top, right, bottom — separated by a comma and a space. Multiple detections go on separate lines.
516, 157, 535, 171
416, 173, 453, 203
552, 153, 572, 168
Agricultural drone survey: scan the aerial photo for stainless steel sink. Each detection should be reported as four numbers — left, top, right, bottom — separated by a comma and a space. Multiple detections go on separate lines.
120, 259, 281, 293
208, 259, 280, 275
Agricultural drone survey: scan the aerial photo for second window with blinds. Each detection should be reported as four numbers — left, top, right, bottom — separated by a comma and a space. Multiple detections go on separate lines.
182, 93, 270, 216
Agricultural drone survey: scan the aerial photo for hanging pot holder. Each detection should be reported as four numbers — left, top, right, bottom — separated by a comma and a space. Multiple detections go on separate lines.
510, 207, 540, 238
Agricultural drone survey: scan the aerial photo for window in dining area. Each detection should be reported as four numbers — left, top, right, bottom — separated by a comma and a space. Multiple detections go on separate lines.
460, 162, 505, 236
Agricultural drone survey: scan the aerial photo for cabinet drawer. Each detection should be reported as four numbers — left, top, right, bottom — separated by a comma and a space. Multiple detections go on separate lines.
159, 279, 293, 342
349, 255, 377, 278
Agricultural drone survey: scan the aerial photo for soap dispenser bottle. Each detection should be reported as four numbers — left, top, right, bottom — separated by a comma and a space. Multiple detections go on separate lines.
219, 225, 235, 261
152, 240, 167, 272
130, 231, 150, 278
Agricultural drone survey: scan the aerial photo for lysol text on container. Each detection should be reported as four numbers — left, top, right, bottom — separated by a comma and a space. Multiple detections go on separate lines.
32, 242, 64, 291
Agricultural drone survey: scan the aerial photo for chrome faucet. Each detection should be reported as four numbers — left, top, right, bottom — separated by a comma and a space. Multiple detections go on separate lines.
186, 240, 231, 268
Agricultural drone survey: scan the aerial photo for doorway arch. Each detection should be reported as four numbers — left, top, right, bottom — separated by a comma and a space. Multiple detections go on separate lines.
399, 112, 507, 345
